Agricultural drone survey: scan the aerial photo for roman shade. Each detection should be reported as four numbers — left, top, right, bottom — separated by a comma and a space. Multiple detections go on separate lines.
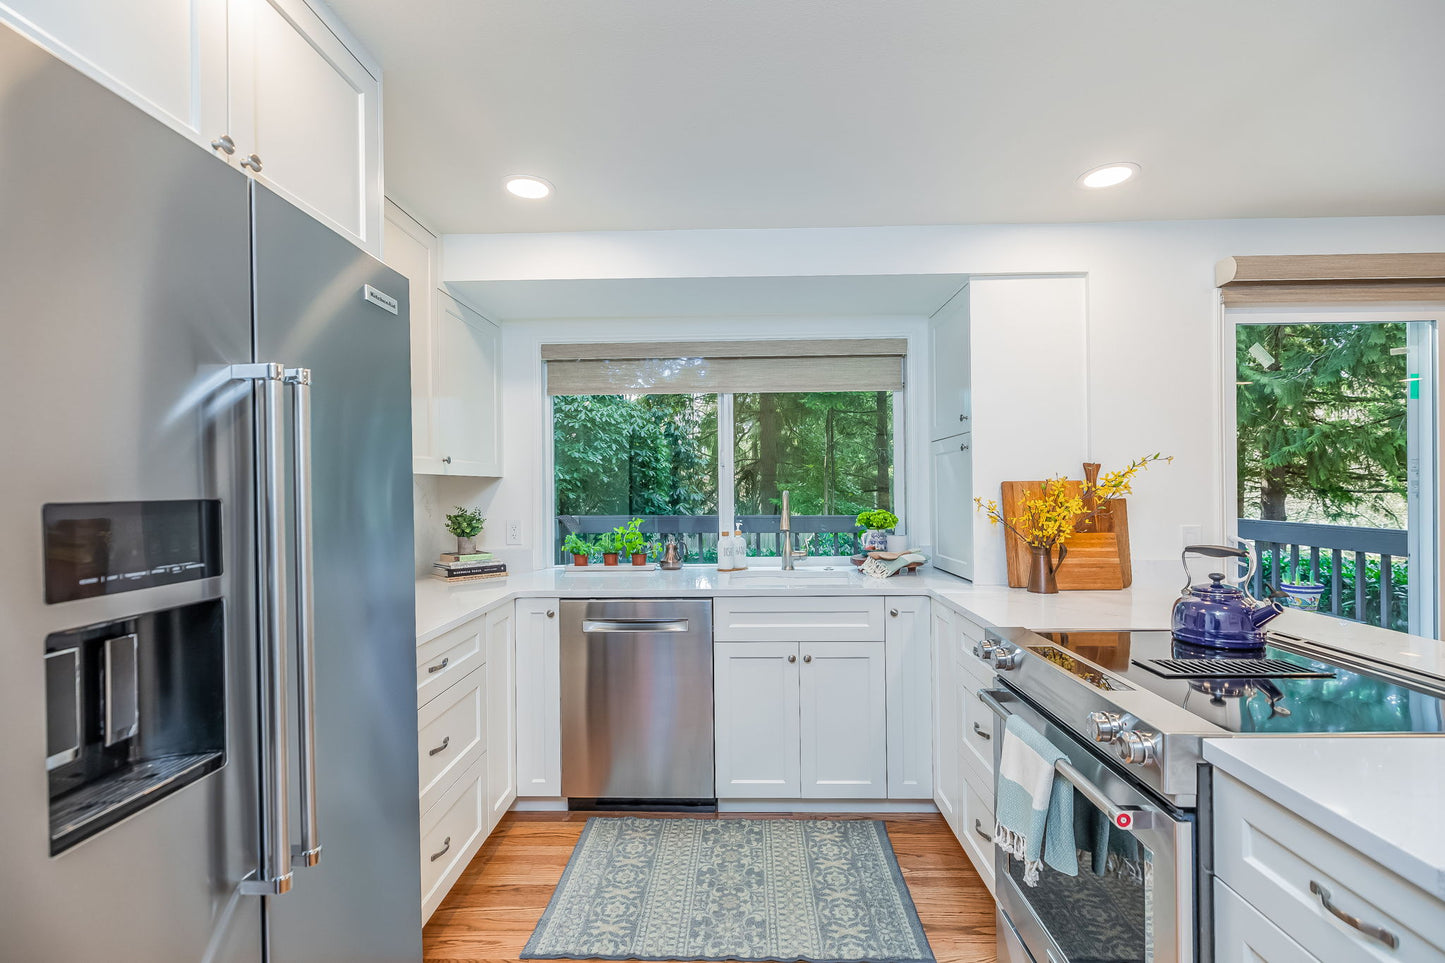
543, 338, 906, 395
1216, 254, 1445, 306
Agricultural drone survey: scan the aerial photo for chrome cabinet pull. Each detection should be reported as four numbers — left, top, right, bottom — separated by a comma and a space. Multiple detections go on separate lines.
787, 654, 797, 663
973, 818, 991, 842
442, 455, 452, 465
429, 836, 451, 862
1310, 881, 1400, 949
972, 722, 992, 741
211, 133, 236, 154
427, 657, 450, 674
889, 608, 899, 617
546, 609, 555, 618
428, 735, 451, 757
802, 654, 813, 663
286, 367, 321, 870
240, 152, 263, 172
231, 363, 293, 897
960, 442, 969, 451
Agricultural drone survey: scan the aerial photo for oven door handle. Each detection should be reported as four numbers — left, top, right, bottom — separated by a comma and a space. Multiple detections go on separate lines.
978, 688, 1154, 832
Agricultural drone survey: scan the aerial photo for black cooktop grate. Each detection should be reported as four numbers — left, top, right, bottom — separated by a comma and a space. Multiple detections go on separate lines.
1133, 657, 1336, 680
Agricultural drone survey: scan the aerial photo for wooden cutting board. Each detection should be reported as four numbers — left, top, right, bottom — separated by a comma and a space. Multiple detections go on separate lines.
999, 481, 1132, 590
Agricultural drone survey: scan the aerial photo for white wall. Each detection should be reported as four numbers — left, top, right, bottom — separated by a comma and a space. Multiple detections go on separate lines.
446, 215, 1445, 573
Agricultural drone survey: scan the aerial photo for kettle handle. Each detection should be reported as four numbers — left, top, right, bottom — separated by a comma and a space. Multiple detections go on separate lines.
1181, 543, 1256, 594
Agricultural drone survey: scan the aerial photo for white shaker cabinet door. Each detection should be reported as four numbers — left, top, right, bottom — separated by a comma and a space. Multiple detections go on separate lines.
799, 641, 887, 799
929, 283, 971, 441
931, 433, 974, 580
382, 201, 444, 473
227, 0, 382, 254
714, 642, 801, 798
484, 604, 516, 830
0, 0, 228, 150
931, 605, 961, 832
514, 598, 562, 797
434, 294, 503, 477
884, 598, 933, 799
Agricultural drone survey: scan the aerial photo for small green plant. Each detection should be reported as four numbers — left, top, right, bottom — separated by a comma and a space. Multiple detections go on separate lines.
562, 533, 593, 558
444, 506, 485, 538
615, 518, 648, 556
596, 531, 620, 556
855, 509, 899, 531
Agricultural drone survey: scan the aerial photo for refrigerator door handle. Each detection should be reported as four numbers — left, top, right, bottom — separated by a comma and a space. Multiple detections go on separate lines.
286, 367, 322, 869
231, 363, 294, 897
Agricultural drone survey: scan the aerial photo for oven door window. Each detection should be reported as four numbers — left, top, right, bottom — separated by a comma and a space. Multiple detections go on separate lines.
1004, 786, 1155, 963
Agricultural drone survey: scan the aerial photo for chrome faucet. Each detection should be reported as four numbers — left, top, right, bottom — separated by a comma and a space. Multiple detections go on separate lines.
780, 490, 793, 570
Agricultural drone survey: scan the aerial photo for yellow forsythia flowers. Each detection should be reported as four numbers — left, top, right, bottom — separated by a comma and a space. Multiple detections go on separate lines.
974, 453, 1171, 550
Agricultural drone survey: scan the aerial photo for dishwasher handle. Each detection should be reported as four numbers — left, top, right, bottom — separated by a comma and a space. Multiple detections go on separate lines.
582, 619, 690, 633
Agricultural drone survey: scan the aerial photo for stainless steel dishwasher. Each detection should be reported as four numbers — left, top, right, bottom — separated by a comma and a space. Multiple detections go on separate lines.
560, 598, 715, 807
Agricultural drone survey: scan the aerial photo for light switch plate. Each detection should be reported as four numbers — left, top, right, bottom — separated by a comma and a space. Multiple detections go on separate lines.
506, 520, 522, 545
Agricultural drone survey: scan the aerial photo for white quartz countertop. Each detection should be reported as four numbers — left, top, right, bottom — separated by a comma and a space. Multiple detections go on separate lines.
413, 564, 1182, 644
1204, 737, 1445, 900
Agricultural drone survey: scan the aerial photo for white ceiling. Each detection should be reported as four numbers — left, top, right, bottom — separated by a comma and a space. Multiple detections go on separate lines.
328, 0, 1445, 235
448, 274, 969, 321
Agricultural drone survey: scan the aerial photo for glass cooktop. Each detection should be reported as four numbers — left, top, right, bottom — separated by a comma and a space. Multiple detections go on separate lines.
1028, 630, 1445, 735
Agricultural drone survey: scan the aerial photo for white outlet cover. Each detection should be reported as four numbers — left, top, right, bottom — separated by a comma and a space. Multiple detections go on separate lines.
506, 520, 522, 545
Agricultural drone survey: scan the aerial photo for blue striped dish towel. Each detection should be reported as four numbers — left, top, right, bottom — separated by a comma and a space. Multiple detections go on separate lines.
993, 715, 1079, 886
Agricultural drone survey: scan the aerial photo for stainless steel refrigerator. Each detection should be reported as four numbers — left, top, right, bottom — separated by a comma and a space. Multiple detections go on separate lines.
0, 22, 423, 962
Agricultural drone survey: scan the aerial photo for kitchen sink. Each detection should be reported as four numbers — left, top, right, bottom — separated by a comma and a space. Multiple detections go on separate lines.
726, 567, 856, 588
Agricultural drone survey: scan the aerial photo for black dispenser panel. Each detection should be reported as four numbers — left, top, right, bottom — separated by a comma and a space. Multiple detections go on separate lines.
44, 600, 225, 854
43, 500, 222, 603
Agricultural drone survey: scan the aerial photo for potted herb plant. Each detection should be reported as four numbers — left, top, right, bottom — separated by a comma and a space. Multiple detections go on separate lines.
596, 531, 620, 566
616, 517, 649, 565
855, 509, 900, 553
444, 506, 485, 554
562, 533, 593, 567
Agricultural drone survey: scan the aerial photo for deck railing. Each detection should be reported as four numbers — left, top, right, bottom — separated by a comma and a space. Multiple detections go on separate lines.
555, 514, 866, 563
1237, 518, 1409, 632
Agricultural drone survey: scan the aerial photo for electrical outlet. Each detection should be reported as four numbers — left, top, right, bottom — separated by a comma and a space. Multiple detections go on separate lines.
506, 520, 522, 545
1181, 524, 1202, 548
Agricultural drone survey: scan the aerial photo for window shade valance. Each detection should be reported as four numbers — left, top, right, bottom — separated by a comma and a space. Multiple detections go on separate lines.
1216, 254, 1445, 306
544, 338, 906, 396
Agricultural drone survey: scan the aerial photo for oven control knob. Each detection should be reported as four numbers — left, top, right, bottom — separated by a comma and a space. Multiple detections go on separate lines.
973, 638, 998, 662
989, 644, 1023, 671
1116, 729, 1159, 766
1086, 711, 1126, 744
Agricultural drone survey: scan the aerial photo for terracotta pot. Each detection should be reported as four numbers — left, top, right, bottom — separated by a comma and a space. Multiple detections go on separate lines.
572, 554, 589, 566
603, 553, 619, 566
631, 553, 647, 566
1027, 544, 1068, 594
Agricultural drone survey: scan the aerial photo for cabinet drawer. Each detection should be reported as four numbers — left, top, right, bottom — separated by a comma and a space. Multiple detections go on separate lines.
417, 617, 485, 708
959, 680, 996, 778
1214, 878, 1320, 962
958, 773, 996, 895
953, 611, 993, 678
418, 665, 487, 813
714, 596, 886, 642
421, 752, 488, 921
1215, 771, 1445, 961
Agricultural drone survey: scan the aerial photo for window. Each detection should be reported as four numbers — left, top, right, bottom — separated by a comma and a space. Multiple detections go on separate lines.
547, 341, 904, 563
1231, 314, 1438, 634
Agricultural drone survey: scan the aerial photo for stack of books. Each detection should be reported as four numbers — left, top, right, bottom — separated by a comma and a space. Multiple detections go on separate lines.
432, 551, 507, 583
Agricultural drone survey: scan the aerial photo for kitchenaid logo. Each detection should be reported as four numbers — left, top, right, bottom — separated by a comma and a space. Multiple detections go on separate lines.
363, 284, 399, 315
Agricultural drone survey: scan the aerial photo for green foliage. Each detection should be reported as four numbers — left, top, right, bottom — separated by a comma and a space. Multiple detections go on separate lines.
1259, 549, 1409, 633
595, 531, 620, 555
615, 518, 647, 556
444, 506, 484, 538
1236, 323, 1408, 524
856, 509, 899, 531
562, 533, 593, 557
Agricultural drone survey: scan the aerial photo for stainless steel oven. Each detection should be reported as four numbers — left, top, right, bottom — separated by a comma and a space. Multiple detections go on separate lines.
981, 685, 1196, 963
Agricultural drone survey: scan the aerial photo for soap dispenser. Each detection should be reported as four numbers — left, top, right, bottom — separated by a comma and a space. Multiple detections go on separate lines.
732, 526, 748, 570
717, 530, 734, 572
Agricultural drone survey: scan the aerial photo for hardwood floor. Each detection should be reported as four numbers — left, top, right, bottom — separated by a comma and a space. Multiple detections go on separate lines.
423, 811, 997, 963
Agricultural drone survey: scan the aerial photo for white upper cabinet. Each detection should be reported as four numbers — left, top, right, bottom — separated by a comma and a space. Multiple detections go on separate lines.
434, 294, 503, 477
931, 434, 974, 580
227, 0, 382, 253
930, 283, 972, 442
0, 0, 228, 147
383, 202, 443, 473
0, 0, 383, 255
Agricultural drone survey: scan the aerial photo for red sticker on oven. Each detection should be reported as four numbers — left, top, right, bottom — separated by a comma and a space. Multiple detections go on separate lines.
1115, 812, 1132, 829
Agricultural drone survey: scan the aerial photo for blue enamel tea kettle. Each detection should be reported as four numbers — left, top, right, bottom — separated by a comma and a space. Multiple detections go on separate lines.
1172, 544, 1283, 649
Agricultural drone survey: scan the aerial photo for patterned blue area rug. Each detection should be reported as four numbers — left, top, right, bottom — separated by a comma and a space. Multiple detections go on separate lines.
521, 817, 935, 963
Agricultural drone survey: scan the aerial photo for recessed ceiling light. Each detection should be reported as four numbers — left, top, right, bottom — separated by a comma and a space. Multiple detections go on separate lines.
504, 175, 553, 199
1077, 163, 1140, 189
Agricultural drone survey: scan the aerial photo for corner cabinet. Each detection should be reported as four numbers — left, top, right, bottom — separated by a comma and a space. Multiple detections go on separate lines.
383, 202, 503, 476
0, 0, 384, 256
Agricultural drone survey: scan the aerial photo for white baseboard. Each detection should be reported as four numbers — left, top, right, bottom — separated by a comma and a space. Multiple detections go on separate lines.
717, 799, 939, 814
512, 797, 569, 811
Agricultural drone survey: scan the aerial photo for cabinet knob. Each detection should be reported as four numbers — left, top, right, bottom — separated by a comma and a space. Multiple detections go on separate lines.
889, 608, 899, 617
442, 455, 452, 465
787, 654, 797, 663
546, 609, 555, 618
960, 442, 969, 451
240, 153, 263, 172
211, 134, 236, 155
802, 654, 813, 663
959, 413, 968, 422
